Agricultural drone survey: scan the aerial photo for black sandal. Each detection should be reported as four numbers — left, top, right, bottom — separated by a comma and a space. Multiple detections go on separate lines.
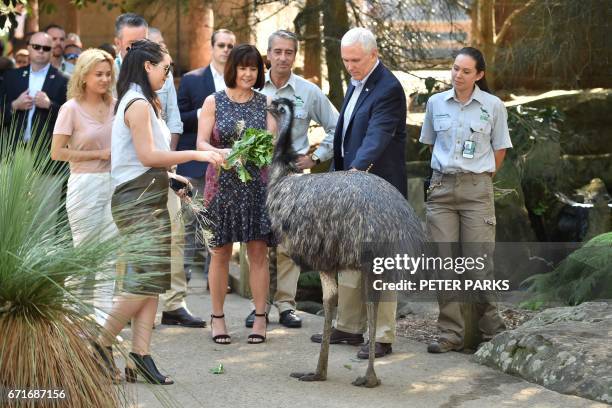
247, 312, 267, 344
210, 314, 231, 345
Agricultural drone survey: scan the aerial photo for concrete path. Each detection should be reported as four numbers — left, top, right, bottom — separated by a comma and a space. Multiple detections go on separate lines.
118, 269, 608, 408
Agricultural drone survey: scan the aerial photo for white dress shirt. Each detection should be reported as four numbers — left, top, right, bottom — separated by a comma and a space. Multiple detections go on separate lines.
25, 63, 50, 142
341, 60, 379, 156
211, 65, 226, 92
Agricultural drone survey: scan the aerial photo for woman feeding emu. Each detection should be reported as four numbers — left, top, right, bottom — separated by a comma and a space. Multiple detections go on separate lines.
266, 96, 425, 387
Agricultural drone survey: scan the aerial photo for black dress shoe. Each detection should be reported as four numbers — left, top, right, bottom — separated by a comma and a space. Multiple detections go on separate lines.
245, 309, 269, 328
279, 310, 302, 328
310, 328, 364, 345
357, 342, 392, 359
161, 307, 206, 328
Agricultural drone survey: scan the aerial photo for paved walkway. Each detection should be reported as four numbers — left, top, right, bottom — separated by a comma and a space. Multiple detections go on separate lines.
119, 268, 608, 408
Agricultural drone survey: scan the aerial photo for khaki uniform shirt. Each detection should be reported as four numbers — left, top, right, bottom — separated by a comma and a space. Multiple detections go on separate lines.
420, 85, 512, 174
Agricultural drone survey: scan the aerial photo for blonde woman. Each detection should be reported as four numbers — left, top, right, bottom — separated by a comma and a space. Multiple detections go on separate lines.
51, 48, 117, 324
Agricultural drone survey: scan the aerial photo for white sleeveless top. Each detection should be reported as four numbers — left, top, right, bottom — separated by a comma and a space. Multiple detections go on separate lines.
111, 84, 171, 187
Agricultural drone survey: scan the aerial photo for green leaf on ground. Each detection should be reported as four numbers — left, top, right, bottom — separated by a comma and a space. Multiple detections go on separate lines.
210, 363, 224, 374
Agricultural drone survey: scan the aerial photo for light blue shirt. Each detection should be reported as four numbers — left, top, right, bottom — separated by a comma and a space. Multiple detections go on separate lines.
25, 63, 51, 142
262, 71, 338, 161
419, 84, 512, 174
341, 59, 379, 156
115, 56, 183, 134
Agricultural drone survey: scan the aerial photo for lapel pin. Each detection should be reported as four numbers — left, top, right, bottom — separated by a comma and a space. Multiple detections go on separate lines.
365, 88, 369, 92
50, 75, 55, 79
22, 71, 28, 77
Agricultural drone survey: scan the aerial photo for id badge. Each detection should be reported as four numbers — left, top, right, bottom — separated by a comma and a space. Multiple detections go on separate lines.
462, 140, 476, 159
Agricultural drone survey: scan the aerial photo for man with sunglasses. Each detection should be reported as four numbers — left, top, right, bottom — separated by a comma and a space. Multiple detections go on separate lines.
176, 28, 236, 293
0, 31, 68, 148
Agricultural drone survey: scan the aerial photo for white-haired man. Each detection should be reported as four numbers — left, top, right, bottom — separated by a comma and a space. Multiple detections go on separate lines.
311, 27, 408, 359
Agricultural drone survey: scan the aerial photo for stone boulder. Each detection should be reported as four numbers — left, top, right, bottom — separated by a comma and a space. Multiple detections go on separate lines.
473, 302, 612, 404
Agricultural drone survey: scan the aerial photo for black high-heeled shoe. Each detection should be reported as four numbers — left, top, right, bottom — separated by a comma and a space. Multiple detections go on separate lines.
125, 352, 174, 385
210, 314, 231, 344
247, 312, 267, 344
92, 342, 121, 383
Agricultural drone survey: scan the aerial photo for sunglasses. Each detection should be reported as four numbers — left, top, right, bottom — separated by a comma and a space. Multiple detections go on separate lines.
216, 43, 234, 50
29, 44, 52, 52
64, 53, 80, 60
152, 62, 173, 77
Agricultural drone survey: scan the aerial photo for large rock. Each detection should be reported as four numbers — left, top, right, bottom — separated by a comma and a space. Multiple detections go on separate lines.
473, 302, 612, 404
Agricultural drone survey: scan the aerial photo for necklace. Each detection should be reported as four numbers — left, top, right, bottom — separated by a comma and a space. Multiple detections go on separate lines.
225, 89, 254, 104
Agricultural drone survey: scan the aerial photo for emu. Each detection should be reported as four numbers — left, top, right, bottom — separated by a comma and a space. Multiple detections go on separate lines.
266, 98, 425, 387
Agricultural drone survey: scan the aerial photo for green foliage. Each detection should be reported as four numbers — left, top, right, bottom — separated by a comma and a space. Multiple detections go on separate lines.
506, 104, 564, 159
298, 271, 321, 289
522, 232, 612, 309
222, 125, 274, 183
414, 76, 448, 106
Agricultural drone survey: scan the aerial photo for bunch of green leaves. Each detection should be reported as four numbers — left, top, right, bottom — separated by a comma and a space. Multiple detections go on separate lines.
521, 232, 612, 309
222, 127, 274, 183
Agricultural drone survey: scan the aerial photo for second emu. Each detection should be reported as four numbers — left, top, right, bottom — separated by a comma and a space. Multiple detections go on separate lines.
266, 98, 425, 387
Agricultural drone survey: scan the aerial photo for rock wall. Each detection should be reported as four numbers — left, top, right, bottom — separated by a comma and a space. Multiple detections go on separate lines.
473, 302, 612, 404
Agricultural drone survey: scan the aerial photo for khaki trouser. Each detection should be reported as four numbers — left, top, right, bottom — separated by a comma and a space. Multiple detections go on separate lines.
336, 270, 397, 344
160, 189, 187, 311
426, 171, 505, 346
270, 243, 300, 313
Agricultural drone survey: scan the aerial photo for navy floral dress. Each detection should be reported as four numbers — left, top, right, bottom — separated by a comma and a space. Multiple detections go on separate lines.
203, 90, 275, 248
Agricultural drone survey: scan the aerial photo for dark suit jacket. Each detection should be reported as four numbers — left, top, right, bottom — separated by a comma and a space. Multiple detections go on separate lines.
0, 64, 68, 149
176, 66, 216, 178
333, 62, 407, 198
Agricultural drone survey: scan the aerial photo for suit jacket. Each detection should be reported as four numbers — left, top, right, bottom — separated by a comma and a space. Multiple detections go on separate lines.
0, 64, 68, 149
176, 66, 216, 178
333, 62, 408, 197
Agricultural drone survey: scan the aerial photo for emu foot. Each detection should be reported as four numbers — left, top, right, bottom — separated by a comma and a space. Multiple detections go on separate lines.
352, 374, 381, 388
290, 371, 326, 382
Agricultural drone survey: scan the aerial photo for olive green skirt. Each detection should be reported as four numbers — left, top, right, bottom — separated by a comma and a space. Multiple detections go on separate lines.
111, 168, 171, 295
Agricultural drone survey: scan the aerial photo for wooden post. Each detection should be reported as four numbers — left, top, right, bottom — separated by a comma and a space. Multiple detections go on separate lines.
238, 243, 252, 298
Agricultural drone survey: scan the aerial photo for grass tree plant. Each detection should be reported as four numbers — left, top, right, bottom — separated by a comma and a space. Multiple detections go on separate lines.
0, 131, 174, 407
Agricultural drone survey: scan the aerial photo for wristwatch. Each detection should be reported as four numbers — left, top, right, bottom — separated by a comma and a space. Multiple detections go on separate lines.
310, 153, 321, 164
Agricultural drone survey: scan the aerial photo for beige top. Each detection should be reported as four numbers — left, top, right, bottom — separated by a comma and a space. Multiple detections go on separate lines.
53, 98, 115, 173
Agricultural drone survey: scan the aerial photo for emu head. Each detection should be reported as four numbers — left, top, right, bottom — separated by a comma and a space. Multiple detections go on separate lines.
267, 98, 294, 140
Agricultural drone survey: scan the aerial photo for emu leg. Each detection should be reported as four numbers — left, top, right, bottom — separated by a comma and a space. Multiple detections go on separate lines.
352, 302, 381, 387
291, 271, 337, 382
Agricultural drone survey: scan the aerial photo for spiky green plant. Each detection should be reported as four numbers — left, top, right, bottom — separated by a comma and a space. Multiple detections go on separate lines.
0, 130, 174, 407
522, 232, 612, 309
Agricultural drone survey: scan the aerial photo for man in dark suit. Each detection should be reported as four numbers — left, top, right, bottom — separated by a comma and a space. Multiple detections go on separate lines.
176, 29, 235, 286
1, 31, 68, 150
312, 27, 407, 359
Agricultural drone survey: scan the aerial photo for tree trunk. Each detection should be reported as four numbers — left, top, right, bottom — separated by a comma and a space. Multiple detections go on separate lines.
322, 0, 349, 110
26, 0, 39, 33
472, 0, 497, 89
188, 0, 214, 71
302, 0, 322, 86
215, 0, 252, 43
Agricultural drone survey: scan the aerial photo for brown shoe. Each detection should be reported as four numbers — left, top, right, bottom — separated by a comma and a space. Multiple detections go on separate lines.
427, 339, 463, 353
357, 342, 392, 359
310, 328, 364, 345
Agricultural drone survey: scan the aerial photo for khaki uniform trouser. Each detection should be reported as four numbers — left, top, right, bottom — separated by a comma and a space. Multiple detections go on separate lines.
336, 270, 397, 344
161, 189, 187, 311
426, 171, 505, 346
